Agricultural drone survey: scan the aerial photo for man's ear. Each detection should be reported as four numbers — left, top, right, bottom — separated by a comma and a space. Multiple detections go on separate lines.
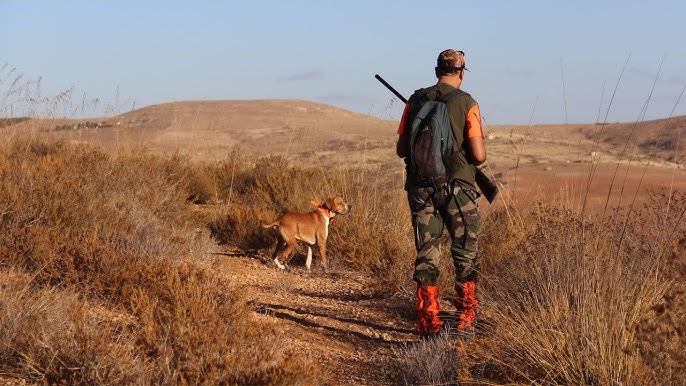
309, 197, 322, 207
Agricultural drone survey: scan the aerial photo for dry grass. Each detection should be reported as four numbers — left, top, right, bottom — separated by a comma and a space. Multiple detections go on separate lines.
455, 194, 685, 385
0, 138, 317, 385
200, 152, 419, 284
0, 269, 145, 384
1, 135, 683, 385
388, 197, 684, 385
393, 334, 458, 386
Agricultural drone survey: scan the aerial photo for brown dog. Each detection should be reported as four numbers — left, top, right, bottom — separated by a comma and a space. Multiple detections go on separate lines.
263, 196, 351, 272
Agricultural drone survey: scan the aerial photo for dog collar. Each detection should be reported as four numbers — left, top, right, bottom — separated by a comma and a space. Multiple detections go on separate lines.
318, 205, 337, 221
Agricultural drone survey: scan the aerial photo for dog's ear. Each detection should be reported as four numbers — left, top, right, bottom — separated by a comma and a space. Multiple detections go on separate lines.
309, 197, 322, 207
325, 197, 335, 210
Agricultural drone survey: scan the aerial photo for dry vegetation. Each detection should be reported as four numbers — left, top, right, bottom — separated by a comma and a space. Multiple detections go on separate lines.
0, 138, 316, 385
468, 198, 684, 384
1, 135, 683, 384
2, 65, 684, 385
186, 144, 685, 384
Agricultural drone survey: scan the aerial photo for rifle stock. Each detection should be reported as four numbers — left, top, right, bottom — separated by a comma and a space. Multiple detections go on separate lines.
374, 74, 499, 203
474, 166, 499, 203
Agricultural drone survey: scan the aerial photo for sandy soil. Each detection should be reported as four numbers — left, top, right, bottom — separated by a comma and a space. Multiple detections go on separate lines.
214, 249, 417, 385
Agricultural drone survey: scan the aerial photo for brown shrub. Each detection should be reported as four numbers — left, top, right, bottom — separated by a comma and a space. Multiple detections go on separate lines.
184, 161, 217, 204
0, 138, 317, 385
0, 269, 145, 384
628, 191, 686, 381
468, 202, 679, 385
207, 204, 277, 250
392, 333, 459, 385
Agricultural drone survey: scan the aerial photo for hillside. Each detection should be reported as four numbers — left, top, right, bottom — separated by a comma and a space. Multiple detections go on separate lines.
1, 100, 684, 203
118, 100, 396, 162
3, 101, 684, 168
1, 100, 398, 165
578, 115, 686, 162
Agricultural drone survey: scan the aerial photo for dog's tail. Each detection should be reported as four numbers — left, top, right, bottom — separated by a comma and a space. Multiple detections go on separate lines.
262, 221, 279, 229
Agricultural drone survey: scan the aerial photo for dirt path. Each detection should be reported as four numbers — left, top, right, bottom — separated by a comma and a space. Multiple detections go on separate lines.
213, 248, 418, 385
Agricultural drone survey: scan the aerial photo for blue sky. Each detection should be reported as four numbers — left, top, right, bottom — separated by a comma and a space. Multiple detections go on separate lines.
2, 0, 685, 124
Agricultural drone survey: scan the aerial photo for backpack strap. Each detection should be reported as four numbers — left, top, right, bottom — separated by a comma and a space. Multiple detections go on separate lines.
410, 88, 426, 104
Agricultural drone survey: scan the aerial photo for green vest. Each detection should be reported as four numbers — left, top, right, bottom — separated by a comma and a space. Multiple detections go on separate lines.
405, 83, 477, 190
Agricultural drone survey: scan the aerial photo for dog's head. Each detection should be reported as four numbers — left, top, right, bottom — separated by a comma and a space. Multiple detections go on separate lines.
324, 196, 351, 215
311, 196, 351, 215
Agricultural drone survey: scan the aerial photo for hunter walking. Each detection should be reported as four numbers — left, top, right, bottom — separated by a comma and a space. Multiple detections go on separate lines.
396, 49, 487, 336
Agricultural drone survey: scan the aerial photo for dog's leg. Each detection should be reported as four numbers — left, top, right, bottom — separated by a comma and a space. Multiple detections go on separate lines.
318, 241, 328, 273
271, 238, 287, 270
280, 241, 297, 270
305, 246, 313, 270
274, 258, 286, 270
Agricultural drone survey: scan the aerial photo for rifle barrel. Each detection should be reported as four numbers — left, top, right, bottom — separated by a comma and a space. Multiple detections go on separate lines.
374, 74, 408, 104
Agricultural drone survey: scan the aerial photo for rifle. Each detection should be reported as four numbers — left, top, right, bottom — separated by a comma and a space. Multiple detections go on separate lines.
374, 74, 499, 204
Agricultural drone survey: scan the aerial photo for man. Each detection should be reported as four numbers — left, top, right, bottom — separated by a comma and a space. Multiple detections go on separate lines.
396, 49, 486, 336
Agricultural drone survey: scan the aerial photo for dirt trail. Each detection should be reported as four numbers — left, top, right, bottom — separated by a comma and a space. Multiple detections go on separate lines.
214, 248, 417, 385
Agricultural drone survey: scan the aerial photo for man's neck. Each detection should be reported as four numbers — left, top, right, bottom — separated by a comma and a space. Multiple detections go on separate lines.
437, 78, 462, 89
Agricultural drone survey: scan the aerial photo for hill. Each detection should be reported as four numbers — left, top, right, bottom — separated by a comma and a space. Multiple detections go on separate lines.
1, 100, 684, 202
2, 100, 398, 165
578, 115, 686, 163
112, 99, 396, 163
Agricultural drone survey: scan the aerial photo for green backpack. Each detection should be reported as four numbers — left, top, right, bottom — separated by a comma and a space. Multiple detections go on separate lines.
408, 89, 463, 184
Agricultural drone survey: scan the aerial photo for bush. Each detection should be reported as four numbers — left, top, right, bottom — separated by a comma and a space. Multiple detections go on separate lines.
0, 138, 317, 385
0, 269, 146, 384
393, 333, 458, 385
469, 202, 680, 385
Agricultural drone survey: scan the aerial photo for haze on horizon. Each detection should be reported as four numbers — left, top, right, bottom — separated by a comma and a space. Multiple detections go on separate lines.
2, 0, 685, 125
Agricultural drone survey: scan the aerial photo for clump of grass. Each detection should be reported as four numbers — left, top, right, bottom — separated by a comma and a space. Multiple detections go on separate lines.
469, 201, 680, 385
393, 333, 458, 385
207, 203, 277, 250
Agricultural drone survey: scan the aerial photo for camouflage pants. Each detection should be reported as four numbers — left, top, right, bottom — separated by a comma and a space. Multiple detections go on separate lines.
408, 183, 480, 286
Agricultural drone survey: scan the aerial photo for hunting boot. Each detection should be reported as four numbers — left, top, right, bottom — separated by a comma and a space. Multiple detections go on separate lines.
455, 280, 478, 332
416, 285, 443, 336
